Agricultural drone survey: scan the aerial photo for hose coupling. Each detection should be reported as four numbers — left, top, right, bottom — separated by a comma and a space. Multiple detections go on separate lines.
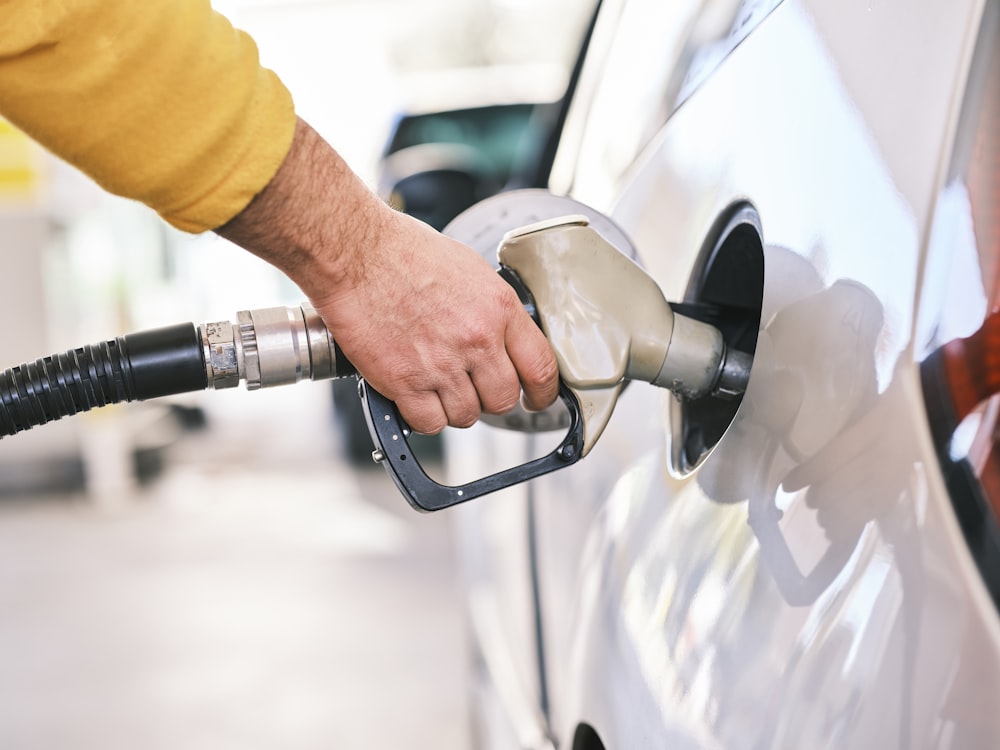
200, 303, 356, 390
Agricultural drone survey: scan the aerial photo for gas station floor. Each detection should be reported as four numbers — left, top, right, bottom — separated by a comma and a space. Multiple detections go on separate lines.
0, 384, 468, 750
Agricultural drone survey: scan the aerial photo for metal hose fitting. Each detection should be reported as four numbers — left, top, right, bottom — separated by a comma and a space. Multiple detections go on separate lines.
200, 303, 356, 391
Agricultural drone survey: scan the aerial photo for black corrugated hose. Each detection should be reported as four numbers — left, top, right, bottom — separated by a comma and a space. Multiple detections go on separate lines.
0, 323, 207, 438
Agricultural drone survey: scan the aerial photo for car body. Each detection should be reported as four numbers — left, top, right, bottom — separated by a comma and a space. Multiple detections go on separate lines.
431, 0, 1000, 748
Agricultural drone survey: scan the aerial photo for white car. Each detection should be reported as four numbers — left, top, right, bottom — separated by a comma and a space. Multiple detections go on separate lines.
436, 0, 1000, 748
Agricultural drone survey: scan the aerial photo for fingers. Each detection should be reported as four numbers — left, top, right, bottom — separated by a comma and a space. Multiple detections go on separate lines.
470, 357, 522, 416
394, 374, 484, 435
505, 307, 559, 412
430, 289, 557, 426
394, 320, 555, 434
456, 293, 558, 419
394, 391, 448, 436
441, 377, 484, 430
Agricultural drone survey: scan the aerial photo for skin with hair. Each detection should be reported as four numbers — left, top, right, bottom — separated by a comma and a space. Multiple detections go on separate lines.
217, 118, 559, 434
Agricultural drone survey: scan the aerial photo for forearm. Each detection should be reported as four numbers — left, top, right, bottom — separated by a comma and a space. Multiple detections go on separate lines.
215, 117, 382, 302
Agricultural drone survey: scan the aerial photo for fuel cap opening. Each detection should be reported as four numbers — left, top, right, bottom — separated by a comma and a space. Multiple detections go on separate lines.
669, 203, 764, 475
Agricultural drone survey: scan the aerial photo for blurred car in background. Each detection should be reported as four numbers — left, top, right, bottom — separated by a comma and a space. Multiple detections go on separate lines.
376, 100, 545, 231
378, 0, 1000, 747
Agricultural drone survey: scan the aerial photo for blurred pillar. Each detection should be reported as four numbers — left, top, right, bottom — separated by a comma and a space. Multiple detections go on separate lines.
0, 121, 85, 496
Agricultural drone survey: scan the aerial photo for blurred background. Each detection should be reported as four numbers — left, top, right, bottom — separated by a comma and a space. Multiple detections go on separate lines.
0, 1, 592, 748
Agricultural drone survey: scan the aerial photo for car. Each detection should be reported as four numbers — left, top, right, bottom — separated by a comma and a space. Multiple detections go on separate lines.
398, 0, 1000, 748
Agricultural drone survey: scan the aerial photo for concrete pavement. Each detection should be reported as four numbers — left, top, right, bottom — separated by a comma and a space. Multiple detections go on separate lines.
0, 384, 468, 750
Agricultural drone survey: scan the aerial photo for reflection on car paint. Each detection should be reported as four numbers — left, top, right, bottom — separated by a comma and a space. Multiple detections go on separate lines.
677, 0, 786, 107
554, 225, 996, 745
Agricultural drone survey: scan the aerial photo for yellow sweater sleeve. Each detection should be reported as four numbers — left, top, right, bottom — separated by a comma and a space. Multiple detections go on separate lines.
0, 0, 296, 233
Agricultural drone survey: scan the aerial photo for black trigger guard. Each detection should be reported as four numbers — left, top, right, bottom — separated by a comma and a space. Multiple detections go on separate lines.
359, 379, 584, 512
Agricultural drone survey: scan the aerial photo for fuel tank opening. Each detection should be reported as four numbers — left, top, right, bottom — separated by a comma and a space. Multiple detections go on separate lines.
669, 203, 764, 475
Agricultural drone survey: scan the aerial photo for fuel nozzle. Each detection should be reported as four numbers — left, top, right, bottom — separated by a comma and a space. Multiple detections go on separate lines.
498, 214, 751, 456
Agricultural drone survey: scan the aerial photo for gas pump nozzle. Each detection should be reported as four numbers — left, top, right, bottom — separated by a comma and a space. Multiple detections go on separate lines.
361, 191, 753, 510
496, 214, 751, 457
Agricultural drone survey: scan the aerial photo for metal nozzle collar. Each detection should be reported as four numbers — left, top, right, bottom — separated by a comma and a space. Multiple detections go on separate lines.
199, 304, 338, 390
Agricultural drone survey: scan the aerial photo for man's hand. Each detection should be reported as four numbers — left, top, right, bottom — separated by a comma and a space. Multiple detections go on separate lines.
217, 117, 559, 434
312, 209, 559, 433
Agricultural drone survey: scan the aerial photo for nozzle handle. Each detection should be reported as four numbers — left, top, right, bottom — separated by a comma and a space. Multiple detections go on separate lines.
360, 379, 584, 512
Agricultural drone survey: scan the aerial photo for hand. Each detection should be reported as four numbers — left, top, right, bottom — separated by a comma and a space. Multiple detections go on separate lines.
216, 117, 559, 434
310, 208, 559, 433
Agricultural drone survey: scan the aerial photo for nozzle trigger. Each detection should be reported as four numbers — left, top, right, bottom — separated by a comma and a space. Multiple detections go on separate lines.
359, 379, 584, 512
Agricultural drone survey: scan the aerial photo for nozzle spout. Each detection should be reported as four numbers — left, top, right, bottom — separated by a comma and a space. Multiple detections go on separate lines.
498, 215, 749, 455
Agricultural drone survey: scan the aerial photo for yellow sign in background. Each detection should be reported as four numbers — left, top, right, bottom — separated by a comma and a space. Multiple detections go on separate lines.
0, 118, 40, 200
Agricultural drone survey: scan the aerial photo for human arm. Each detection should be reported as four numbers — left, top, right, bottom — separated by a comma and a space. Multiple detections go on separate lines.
217, 116, 559, 433
0, 0, 559, 432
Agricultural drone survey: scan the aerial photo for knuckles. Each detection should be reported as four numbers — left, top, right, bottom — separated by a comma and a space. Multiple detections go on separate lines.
481, 382, 521, 416
407, 409, 448, 436
522, 348, 560, 394
450, 409, 481, 429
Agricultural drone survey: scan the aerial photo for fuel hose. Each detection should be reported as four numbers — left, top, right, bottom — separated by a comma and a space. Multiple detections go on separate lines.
0, 304, 356, 439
